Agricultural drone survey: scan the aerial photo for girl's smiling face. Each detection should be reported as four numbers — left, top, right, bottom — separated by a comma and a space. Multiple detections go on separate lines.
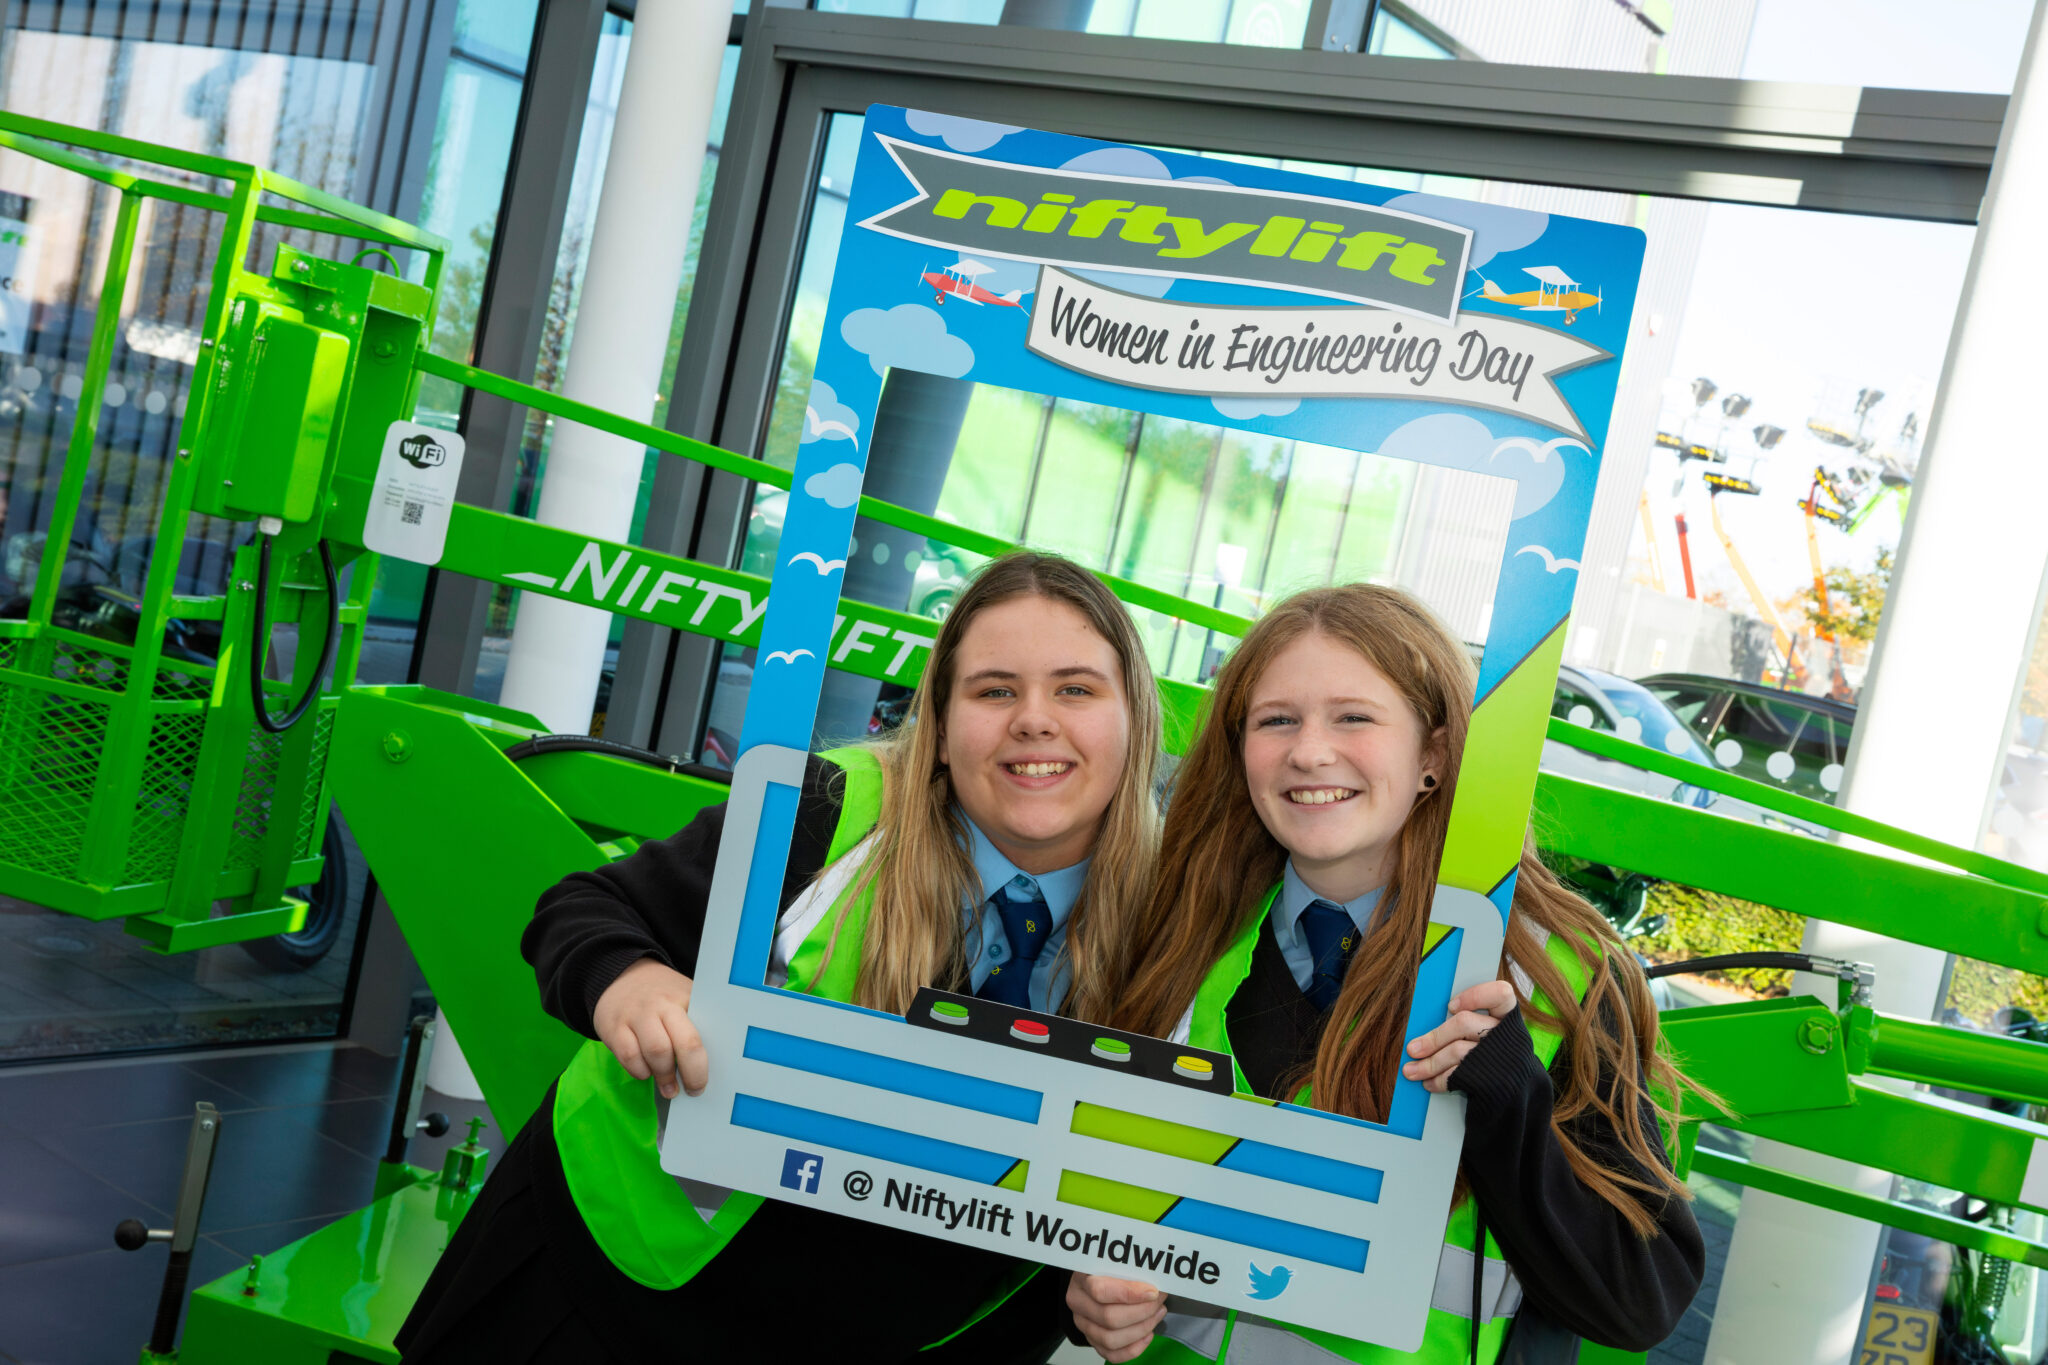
1241, 631, 1443, 902
940, 595, 1131, 875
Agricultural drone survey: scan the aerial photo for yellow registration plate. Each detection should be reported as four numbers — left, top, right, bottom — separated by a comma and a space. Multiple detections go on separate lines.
1858, 1304, 1937, 1365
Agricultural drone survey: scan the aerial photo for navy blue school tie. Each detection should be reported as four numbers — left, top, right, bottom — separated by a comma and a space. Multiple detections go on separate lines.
976, 874, 1050, 1008
1299, 899, 1359, 1012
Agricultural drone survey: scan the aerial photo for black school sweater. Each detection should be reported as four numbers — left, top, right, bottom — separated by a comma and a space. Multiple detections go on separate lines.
1225, 922, 1703, 1352
518, 755, 1061, 1365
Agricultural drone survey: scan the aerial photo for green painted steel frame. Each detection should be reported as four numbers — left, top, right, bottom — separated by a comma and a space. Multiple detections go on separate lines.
1547, 724, 2048, 1270
0, 111, 447, 945
410, 350, 1252, 641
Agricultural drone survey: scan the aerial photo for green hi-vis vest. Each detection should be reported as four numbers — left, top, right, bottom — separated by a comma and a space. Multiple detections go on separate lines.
550, 748, 885, 1292
547, 746, 1038, 1347
1141, 885, 1595, 1365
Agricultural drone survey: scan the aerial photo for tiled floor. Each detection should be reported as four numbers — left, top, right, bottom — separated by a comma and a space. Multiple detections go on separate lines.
0, 1042, 493, 1365
0, 826, 370, 1062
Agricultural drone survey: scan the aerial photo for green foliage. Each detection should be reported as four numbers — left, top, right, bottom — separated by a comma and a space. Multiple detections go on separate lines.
1634, 882, 2048, 1025
1803, 544, 1893, 644
1633, 883, 1806, 996
1945, 956, 2048, 1027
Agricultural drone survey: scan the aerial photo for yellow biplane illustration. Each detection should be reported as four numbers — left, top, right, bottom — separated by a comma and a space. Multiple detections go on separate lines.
1468, 265, 1603, 324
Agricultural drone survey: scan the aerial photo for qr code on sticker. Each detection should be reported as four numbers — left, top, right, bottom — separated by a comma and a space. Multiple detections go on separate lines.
401, 500, 425, 526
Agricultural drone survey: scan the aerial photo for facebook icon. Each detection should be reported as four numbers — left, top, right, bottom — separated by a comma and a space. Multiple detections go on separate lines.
780, 1149, 823, 1195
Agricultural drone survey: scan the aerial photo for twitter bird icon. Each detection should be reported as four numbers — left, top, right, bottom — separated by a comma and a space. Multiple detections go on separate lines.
1247, 1263, 1292, 1300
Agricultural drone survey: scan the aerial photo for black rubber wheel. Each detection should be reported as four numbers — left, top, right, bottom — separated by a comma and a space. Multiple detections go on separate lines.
238, 814, 349, 972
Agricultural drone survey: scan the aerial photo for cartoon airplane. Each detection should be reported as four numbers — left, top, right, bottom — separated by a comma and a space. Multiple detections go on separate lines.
1468, 265, 1602, 324
921, 258, 1029, 308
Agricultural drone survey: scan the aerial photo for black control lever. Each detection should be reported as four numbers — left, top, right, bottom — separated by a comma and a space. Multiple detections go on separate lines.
384, 1014, 447, 1166
113, 1103, 221, 1356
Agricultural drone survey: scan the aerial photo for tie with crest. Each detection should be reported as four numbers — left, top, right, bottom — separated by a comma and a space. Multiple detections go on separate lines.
1298, 899, 1359, 1012
975, 874, 1049, 1008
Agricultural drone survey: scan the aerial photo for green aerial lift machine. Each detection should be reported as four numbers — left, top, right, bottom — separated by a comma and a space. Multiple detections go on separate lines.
7, 115, 2048, 1365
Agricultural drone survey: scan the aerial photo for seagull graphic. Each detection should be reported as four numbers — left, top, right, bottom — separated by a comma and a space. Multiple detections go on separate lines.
765, 649, 816, 666
1515, 544, 1582, 574
804, 406, 856, 441
790, 551, 847, 575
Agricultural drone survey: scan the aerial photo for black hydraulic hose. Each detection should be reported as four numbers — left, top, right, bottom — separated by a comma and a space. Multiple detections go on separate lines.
502, 733, 693, 772
1642, 951, 1838, 980
251, 534, 339, 734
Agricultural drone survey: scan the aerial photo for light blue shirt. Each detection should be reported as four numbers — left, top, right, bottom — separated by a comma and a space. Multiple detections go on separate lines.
1272, 860, 1383, 996
962, 814, 1089, 1014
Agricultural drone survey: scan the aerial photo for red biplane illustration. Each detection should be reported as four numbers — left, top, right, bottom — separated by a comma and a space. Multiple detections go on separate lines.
921, 258, 1029, 308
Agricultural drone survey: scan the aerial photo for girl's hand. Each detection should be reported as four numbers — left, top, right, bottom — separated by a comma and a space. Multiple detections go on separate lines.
1067, 1271, 1166, 1362
1403, 979, 1517, 1093
592, 957, 707, 1099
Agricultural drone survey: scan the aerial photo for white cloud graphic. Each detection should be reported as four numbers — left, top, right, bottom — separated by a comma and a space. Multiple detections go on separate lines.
841, 303, 975, 379
803, 462, 865, 509
1213, 395, 1301, 420
1375, 412, 1583, 520
904, 110, 1022, 153
1490, 435, 1588, 520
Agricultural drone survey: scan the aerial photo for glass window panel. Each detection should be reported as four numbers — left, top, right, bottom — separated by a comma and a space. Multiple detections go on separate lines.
815, 0, 916, 15
1224, 0, 1310, 48
1369, 12, 1452, 59
1131, 0, 1229, 41
912, 0, 1006, 19
1084, 0, 1139, 34
937, 386, 1045, 538
1329, 451, 1416, 586
0, 0, 546, 1062
1258, 442, 1354, 600
1018, 398, 1132, 564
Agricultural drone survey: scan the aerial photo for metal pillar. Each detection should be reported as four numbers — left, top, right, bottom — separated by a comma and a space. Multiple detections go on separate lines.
1706, 4, 2048, 1361
814, 368, 973, 745
498, 0, 735, 736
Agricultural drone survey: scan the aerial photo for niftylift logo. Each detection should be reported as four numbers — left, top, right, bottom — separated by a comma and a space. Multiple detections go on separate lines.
780, 1149, 824, 1195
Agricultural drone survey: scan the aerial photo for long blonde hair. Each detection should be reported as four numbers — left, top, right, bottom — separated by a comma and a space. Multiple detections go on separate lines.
813, 551, 1161, 1022
1113, 584, 1697, 1234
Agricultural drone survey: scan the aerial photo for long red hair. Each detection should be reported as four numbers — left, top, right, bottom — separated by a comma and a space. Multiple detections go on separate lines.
1111, 585, 1698, 1233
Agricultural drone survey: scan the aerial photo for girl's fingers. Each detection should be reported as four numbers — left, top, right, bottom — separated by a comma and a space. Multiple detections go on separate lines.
1069, 1274, 1163, 1331
1089, 1305, 1167, 1359
1404, 1039, 1476, 1087
1075, 1274, 1162, 1307
604, 1025, 649, 1080
1448, 979, 1517, 1017
1407, 1009, 1497, 1062
632, 1015, 678, 1099
664, 1004, 708, 1097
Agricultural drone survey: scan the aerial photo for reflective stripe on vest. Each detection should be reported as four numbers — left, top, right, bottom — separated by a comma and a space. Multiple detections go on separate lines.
1151, 884, 1592, 1364
551, 746, 886, 1289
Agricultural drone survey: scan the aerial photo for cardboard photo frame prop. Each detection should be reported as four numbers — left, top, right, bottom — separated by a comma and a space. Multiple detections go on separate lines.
660, 107, 1644, 1347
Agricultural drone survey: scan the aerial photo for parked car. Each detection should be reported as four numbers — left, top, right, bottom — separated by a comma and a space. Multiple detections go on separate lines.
1546, 664, 1828, 834
1641, 671, 2048, 873
1542, 664, 1829, 958
1637, 672, 1853, 807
